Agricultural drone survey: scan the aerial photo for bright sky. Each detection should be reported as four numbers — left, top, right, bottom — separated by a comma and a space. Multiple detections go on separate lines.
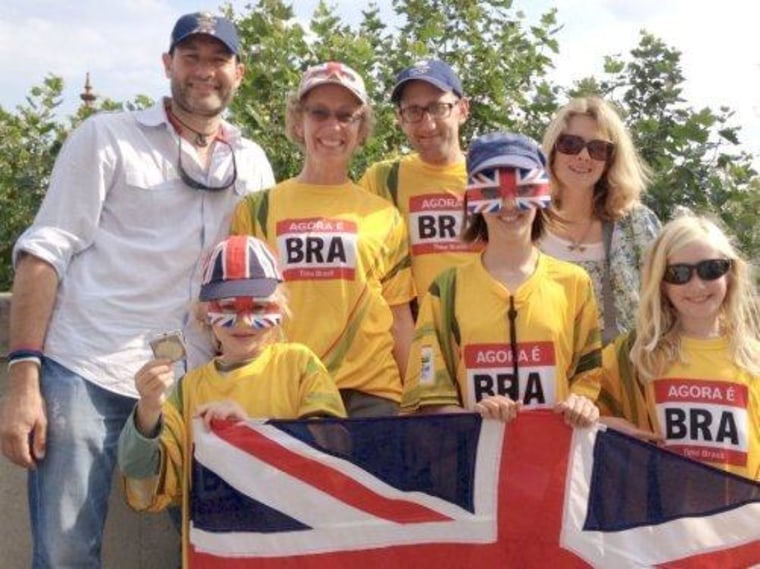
1, 0, 758, 165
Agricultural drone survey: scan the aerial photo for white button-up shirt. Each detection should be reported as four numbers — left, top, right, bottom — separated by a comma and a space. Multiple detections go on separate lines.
14, 101, 275, 397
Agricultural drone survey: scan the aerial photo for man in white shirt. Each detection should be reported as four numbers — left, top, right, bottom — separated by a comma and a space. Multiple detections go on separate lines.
0, 12, 274, 567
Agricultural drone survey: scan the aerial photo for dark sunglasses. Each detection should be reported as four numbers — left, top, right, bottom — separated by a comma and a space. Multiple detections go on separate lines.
555, 133, 614, 162
663, 259, 732, 285
177, 137, 237, 192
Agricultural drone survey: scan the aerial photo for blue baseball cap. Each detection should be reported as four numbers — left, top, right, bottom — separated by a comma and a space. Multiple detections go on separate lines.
170, 12, 240, 56
466, 132, 548, 176
391, 59, 464, 103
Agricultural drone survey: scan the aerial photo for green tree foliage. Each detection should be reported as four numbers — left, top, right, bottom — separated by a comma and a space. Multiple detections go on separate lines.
0, 80, 153, 290
229, 0, 561, 180
571, 32, 758, 260
0, 4, 756, 291
0, 75, 68, 290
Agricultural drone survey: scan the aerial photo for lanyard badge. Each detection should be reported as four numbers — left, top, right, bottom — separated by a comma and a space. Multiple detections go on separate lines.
466, 167, 551, 214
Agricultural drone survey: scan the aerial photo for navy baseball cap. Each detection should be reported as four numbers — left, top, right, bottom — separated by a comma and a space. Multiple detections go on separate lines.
466, 132, 548, 176
170, 12, 240, 56
391, 59, 464, 103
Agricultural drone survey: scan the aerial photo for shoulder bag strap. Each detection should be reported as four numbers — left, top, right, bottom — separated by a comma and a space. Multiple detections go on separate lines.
387, 159, 401, 207
601, 220, 617, 345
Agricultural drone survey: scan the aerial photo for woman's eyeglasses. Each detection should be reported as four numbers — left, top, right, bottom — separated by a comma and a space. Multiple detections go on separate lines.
302, 105, 363, 125
663, 259, 732, 285
555, 133, 614, 162
177, 137, 237, 192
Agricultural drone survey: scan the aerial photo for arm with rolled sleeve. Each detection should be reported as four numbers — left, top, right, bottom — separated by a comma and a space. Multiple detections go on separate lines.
0, 117, 116, 469
0, 255, 58, 468
13, 116, 116, 275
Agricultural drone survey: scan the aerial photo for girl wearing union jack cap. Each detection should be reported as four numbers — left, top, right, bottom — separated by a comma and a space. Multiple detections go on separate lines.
402, 132, 602, 428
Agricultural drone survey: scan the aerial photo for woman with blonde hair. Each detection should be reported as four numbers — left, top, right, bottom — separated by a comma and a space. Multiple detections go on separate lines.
541, 96, 661, 343
601, 214, 760, 480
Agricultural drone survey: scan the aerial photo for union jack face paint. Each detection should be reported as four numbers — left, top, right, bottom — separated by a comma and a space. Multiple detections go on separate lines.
206, 297, 283, 329
465, 167, 551, 214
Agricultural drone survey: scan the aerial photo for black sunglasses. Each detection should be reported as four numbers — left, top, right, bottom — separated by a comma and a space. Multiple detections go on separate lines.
663, 259, 732, 285
177, 137, 237, 192
555, 133, 614, 162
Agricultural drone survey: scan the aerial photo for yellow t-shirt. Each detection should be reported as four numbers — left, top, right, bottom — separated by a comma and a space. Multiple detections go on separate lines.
123, 342, 346, 565
402, 253, 602, 412
231, 178, 416, 401
602, 334, 760, 480
359, 154, 482, 296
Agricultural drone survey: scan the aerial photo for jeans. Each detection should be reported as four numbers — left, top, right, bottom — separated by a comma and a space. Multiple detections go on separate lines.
29, 358, 136, 568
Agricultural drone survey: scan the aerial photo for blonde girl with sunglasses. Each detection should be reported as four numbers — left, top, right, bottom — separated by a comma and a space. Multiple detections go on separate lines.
600, 214, 760, 480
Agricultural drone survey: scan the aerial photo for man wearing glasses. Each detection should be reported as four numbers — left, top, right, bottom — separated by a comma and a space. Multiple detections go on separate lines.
0, 12, 273, 567
360, 59, 481, 303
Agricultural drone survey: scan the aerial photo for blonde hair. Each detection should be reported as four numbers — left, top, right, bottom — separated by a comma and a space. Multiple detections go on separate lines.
284, 91, 375, 151
631, 214, 760, 380
542, 96, 651, 221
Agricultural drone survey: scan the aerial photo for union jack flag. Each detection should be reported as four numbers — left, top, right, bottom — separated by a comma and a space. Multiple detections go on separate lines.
465, 168, 551, 214
189, 413, 760, 568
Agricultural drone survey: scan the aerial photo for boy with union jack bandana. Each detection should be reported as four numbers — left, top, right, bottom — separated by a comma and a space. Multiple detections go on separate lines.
118, 235, 346, 566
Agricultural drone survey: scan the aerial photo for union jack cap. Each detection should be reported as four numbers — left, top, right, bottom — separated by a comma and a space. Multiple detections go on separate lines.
297, 62, 368, 104
467, 132, 548, 177
200, 236, 282, 301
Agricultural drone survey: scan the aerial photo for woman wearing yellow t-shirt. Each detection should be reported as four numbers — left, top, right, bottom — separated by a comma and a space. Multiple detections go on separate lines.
231, 62, 416, 416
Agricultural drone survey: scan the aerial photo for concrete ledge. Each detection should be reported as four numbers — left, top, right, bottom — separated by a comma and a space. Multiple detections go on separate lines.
0, 293, 179, 567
